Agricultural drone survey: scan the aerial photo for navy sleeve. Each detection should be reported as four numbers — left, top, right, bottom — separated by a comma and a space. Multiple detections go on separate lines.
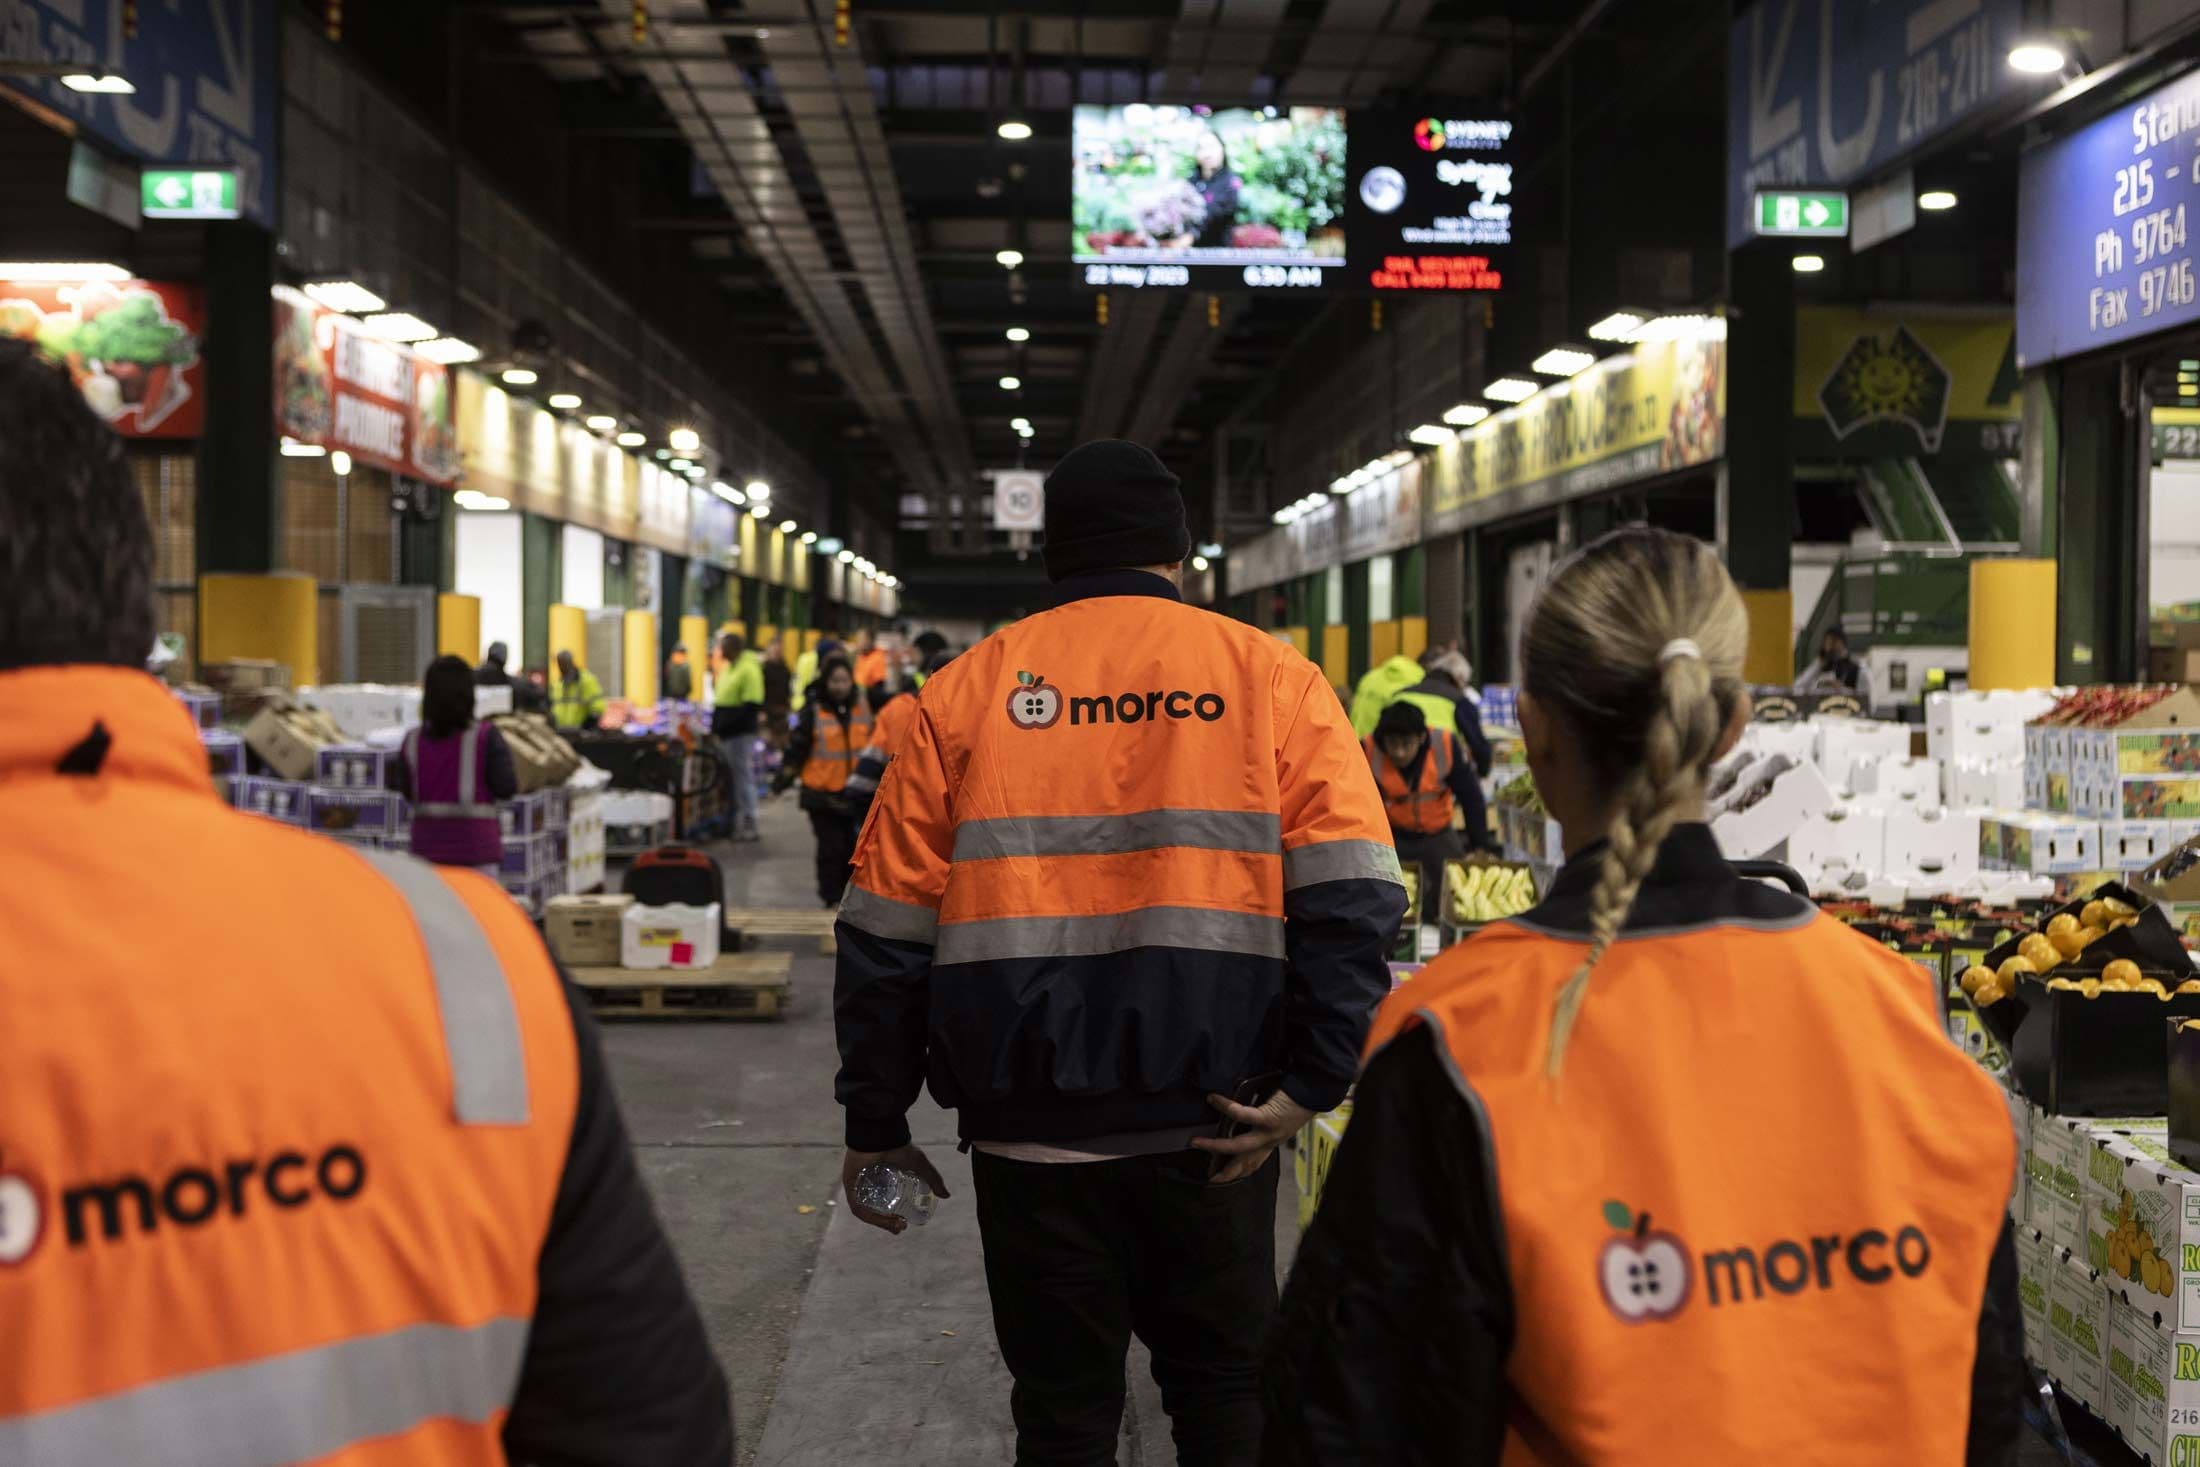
1457, 700, 1492, 775
1965, 1219, 2027, 1467
1442, 733, 1481, 807
1263, 1024, 1511, 1467
502, 969, 734, 1465
483, 725, 520, 801
832, 926, 933, 1152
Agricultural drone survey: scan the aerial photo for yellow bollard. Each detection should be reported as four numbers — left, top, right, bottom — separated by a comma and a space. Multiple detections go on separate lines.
1970, 559, 2058, 691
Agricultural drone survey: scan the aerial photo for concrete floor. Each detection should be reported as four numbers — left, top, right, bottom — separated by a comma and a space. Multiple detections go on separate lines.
600, 794, 1297, 1465
600, 795, 2076, 1466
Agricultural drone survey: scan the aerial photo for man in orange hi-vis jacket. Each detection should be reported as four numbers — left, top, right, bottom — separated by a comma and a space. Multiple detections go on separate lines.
833, 438, 1407, 1467
0, 338, 730, 1465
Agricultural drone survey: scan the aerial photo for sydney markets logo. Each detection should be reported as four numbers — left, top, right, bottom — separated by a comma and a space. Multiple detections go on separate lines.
1594, 1197, 1935, 1323
1413, 117, 1512, 152
1005, 671, 1226, 730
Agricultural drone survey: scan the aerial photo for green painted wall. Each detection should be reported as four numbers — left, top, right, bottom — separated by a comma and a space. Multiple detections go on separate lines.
521, 511, 561, 674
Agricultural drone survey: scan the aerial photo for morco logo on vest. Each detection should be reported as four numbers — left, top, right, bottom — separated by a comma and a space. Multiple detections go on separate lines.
1593, 1198, 1933, 1323
1005, 670, 1225, 731
0, 1143, 367, 1265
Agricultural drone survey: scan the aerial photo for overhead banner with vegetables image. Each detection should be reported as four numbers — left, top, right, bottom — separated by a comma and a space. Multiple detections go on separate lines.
0, 279, 206, 437
272, 286, 459, 484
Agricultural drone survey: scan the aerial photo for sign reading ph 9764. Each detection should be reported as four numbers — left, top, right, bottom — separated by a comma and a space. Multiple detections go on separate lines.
2017, 67, 2200, 369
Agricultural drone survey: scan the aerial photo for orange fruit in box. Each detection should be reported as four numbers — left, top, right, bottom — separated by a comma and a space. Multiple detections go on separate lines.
2082, 900, 2111, 929
2104, 958, 2144, 988
1997, 956, 2036, 984
1975, 980, 2009, 1006
2180, 980, 2200, 996
2047, 912, 2082, 939
2079, 978, 2104, 998
2020, 934, 2062, 969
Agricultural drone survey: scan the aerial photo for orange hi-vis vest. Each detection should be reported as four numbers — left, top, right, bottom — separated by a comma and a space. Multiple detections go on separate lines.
0, 667, 580, 1465
1361, 876, 2015, 1465
1367, 733, 1453, 835
803, 698, 874, 794
849, 691, 919, 798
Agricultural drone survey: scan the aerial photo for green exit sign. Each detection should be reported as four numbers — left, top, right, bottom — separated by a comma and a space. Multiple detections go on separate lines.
141, 168, 239, 220
1753, 190, 1849, 237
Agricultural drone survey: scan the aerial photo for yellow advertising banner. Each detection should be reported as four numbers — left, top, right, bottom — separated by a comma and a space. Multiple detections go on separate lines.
1427, 325, 1726, 521
1792, 306, 2020, 459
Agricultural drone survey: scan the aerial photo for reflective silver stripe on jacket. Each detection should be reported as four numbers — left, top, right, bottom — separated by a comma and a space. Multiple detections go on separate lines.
360, 850, 530, 1125
407, 725, 495, 819
1283, 838, 1405, 890
838, 885, 941, 946
935, 905, 1285, 965
0, 1317, 530, 1467
952, 809, 1283, 864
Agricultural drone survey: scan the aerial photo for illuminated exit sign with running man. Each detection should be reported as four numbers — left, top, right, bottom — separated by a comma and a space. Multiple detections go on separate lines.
1753, 190, 1849, 238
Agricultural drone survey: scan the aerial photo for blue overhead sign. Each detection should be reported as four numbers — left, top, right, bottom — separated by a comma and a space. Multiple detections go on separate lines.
1727, 0, 2025, 248
2016, 66, 2200, 370
0, 0, 277, 227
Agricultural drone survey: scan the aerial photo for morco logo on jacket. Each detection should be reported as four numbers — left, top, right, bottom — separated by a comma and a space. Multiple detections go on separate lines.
1005, 670, 1226, 731
1593, 1198, 1933, 1323
0, 1142, 368, 1263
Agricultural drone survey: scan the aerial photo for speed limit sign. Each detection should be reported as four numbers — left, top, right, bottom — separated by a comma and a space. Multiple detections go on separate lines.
991, 469, 1045, 531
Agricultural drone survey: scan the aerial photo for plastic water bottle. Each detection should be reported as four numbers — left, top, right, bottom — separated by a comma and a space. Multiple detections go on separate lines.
854, 1164, 936, 1227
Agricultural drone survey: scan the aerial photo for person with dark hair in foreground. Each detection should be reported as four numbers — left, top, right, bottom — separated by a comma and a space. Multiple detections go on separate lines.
0, 338, 732, 1464
390, 653, 520, 871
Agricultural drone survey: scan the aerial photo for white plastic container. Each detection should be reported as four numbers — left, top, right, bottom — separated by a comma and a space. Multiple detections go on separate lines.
620, 901, 722, 970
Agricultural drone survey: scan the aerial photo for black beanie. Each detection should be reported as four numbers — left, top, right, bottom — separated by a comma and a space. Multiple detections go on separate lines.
1375, 701, 1427, 741
1041, 439, 1191, 582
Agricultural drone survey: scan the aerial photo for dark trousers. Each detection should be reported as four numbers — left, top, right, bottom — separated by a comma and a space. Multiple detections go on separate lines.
972, 1149, 1277, 1467
806, 807, 856, 905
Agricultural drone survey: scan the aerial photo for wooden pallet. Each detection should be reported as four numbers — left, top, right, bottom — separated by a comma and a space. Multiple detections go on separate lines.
569, 951, 792, 1021
724, 906, 838, 956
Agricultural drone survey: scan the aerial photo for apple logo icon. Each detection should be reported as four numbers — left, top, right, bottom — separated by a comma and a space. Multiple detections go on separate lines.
0, 1152, 45, 1267
1596, 1200, 1689, 1324
1006, 671, 1063, 730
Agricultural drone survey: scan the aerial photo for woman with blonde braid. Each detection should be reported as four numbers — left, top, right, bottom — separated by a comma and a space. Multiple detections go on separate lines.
1261, 527, 2026, 1467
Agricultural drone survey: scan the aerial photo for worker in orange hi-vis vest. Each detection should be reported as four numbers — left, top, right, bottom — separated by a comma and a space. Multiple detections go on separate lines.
1262, 525, 2027, 1467
834, 439, 1407, 1466
0, 339, 731, 1467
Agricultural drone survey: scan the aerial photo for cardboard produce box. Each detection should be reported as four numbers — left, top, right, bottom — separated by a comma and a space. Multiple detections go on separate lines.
2030, 1105, 2090, 1255
243, 701, 348, 783
491, 713, 581, 793
2107, 1282, 2200, 1463
1709, 757, 1834, 860
545, 894, 633, 967
2047, 1244, 2113, 1413
2016, 1226, 2054, 1364
2081, 1129, 2200, 1332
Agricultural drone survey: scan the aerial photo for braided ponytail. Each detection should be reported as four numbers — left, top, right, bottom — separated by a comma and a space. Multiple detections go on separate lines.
1520, 528, 1747, 1077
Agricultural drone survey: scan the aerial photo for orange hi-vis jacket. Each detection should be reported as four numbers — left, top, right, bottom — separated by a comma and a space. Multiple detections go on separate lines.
848, 689, 920, 800
1367, 733, 1454, 835
800, 696, 873, 795
0, 668, 698, 1465
832, 570, 1408, 1151
1264, 824, 2024, 1466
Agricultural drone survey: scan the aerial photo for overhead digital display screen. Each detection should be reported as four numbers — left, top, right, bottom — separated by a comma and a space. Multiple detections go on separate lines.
1070, 103, 1514, 293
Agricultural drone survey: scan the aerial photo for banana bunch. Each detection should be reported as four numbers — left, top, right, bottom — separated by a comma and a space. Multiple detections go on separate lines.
1448, 862, 1536, 924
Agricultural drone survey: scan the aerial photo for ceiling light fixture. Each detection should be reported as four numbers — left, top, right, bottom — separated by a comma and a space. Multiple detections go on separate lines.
0, 261, 130, 282
1484, 376, 1539, 403
669, 458, 692, 472
585, 414, 618, 432
60, 73, 135, 94
1586, 311, 1647, 343
359, 312, 438, 343
710, 481, 740, 504
996, 249, 1025, 269
837, 549, 856, 564
1917, 190, 1958, 211
1792, 253, 1827, 273
778, 519, 798, 534
500, 367, 539, 387
302, 280, 386, 314
749, 504, 770, 519
278, 438, 326, 457
1531, 346, 1597, 377
414, 337, 480, 365
2008, 42, 2067, 74
997, 120, 1033, 141
1000, 374, 1022, 390
1443, 403, 1491, 427
1192, 555, 1210, 572
684, 464, 706, 480
329, 450, 353, 476
615, 430, 646, 448
801, 531, 818, 545
668, 427, 701, 454
745, 480, 770, 502
547, 392, 582, 410
1006, 326, 1031, 343
1409, 424, 1459, 447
